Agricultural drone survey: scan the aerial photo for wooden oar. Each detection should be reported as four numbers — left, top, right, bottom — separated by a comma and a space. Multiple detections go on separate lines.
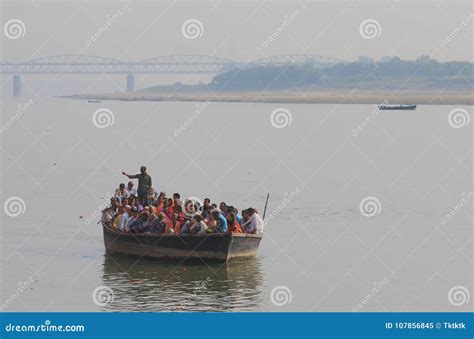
262, 193, 270, 220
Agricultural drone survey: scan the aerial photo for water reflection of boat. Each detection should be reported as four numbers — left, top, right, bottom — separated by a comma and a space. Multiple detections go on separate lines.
100, 254, 264, 311
102, 223, 262, 262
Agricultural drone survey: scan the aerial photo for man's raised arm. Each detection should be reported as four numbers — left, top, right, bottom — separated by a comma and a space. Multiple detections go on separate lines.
122, 171, 137, 179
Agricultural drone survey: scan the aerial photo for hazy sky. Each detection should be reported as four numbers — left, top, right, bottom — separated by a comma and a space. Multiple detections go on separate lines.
1, 0, 473, 63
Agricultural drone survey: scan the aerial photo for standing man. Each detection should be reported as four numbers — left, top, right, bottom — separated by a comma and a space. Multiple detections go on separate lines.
122, 166, 153, 206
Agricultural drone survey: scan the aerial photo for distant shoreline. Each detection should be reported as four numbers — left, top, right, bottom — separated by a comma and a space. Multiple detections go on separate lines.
63, 90, 473, 105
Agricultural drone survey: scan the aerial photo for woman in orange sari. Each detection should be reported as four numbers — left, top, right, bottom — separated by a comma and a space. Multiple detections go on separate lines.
226, 212, 242, 233
170, 213, 181, 234
165, 198, 174, 217
154, 196, 164, 213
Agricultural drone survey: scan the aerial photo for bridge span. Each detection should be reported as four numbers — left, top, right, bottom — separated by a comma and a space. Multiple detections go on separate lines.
0, 54, 341, 96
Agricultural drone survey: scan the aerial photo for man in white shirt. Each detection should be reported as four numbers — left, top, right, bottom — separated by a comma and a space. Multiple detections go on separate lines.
119, 205, 132, 231
243, 208, 264, 235
114, 183, 130, 202
101, 198, 119, 225
127, 181, 138, 197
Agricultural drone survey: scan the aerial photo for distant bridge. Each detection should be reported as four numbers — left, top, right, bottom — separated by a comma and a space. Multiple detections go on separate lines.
0, 54, 341, 96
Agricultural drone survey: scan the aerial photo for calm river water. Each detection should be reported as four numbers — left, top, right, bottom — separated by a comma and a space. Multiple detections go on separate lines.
1, 97, 471, 312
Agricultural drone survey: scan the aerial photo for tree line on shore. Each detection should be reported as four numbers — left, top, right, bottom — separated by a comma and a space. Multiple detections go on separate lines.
208, 56, 474, 91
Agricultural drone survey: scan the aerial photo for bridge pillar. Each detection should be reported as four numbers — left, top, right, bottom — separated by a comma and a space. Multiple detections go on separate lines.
13, 75, 21, 96
126, 74, 134, 92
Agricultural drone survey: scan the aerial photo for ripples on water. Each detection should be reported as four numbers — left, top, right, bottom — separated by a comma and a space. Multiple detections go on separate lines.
101, 255, 265, 312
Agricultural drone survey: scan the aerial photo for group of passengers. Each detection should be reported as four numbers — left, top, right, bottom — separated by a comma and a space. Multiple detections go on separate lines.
100, 166, 264, 236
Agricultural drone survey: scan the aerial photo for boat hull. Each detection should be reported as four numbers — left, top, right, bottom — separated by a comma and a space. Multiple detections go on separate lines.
378, 104, 417, 110
102, 224, 262, 262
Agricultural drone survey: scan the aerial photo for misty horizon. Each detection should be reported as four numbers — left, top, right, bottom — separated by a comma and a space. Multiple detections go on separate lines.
1, 1, 473, 63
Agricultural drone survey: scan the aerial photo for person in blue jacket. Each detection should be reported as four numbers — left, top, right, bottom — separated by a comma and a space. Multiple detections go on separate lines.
211, 210, 227, 233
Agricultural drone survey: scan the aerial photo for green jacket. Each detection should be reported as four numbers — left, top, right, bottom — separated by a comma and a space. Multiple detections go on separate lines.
130, 173, 152, 193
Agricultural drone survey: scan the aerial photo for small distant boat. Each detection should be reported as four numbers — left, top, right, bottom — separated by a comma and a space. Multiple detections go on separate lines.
88, 100, 101, 103
378, 103, 417, 110
102, 223, 262, 262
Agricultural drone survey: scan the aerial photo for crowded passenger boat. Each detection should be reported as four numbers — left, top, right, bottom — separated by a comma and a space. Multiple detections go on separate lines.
100, 166, 265, 237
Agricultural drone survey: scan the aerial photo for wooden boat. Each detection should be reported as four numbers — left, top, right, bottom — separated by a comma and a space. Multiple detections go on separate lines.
102, 223, 262, 262
378, 103, 417, 110
88, 99, 101, 103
